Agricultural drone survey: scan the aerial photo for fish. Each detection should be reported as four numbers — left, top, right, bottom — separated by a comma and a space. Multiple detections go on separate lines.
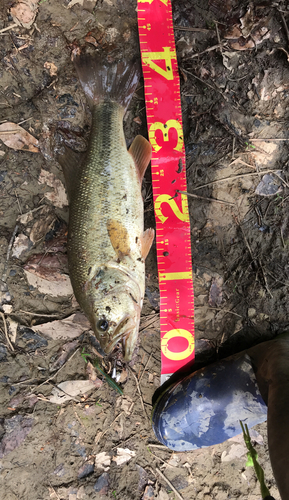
58, 53, 154, 361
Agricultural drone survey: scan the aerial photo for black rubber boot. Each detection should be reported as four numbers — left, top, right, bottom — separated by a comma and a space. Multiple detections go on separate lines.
152, 332, 289, 500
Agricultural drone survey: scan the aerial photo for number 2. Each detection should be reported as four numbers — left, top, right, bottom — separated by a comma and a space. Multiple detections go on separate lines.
155, 193, 189, 224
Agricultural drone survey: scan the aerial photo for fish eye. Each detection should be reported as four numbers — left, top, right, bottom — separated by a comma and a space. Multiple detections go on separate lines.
97, 319, 109, 332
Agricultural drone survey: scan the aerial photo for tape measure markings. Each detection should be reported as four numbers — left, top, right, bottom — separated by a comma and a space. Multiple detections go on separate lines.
138, 0, 195, 376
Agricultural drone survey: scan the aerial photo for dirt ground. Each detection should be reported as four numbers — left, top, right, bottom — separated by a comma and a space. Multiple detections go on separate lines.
1, 0, 289, 499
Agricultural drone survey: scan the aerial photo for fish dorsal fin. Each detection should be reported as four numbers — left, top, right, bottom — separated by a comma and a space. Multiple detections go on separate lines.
56, 146, 85, 200
129, 135, 152, 184
140, 228, 155, 260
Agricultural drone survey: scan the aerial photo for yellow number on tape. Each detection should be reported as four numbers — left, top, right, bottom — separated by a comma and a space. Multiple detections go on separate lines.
161, 329, 195, 361
142, 47, 176, 80
155, 193, 189, 224
149, 119, 183, 152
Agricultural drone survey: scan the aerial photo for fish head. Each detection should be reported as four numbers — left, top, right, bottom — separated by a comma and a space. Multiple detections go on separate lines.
87, 268, 143, 361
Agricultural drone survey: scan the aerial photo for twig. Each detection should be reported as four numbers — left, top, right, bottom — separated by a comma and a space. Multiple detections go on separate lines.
148, 444, 171, 450
189, 169, 276, 191
155, 467, 184, 500
194, 306, 243, 318
149, 451, 174, 468
189, 42, 226, 59
177, 189, 235, 206
232, 137, 235, 159
1, 225, 18, 286
35, 348, 80, 390
214, 20, 223, 54
181, 68, 228, 101
250, 138, 289, 141
49, 483, 61, 500
98, 411, 124, 440
18, 310, 64, 317
174, 26, 211, 33
0, 311, 14, 351
280, 10, 289, 47
129, 367, 147, 418
0, 23, 18, 34
138, 352, 152, 383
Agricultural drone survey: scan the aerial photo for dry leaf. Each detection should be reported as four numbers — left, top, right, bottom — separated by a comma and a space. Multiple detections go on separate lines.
209, 277, 223, 307
112, 448, 135, 466
44, 61, 58, 77
32, 312, 90, 340
24, 269, 73, 296
12, 234, 32, 258
24, 253, 68, 281
229, 38, 255, 51
38, 169, 68, 208
67, 0, 96, 10
116, 395, 132, 415
49, 339, 79, 372
221, 443, 247, 462
48, 379, 99, 404
94, 452, 111, 471
0, 122, 39, 152
143, 485, 155, 500
10, 1, 39, 29
155, 488, 170, 500
255, 171, 283, 197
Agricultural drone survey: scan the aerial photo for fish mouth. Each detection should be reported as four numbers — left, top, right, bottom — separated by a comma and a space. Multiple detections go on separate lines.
101, 314, 137, 357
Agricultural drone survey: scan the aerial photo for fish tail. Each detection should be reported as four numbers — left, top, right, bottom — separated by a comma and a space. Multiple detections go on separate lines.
73, 53, 140, 111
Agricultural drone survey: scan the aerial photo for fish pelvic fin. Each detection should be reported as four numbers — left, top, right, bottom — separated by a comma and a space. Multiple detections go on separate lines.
73, 53, 140, 111
140, 228, 155, 260
129, 135, 152, 184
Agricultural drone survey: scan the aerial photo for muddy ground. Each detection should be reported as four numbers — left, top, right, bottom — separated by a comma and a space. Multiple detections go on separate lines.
1, 0, 289, 498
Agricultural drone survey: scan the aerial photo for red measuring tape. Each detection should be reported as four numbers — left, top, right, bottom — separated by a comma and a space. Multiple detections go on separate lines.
138, 0, 195, 381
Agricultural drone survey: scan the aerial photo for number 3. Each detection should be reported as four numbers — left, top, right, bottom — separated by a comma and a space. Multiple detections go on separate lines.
149, 119, 183, 152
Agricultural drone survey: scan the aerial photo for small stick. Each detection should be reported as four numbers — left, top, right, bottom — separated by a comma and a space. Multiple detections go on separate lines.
280, 10, 289, 46
14, 189, 22, 214
0, 23, 18, 34
155, 467, 184, 500
1, 225, 18, 284
174, 26, 211, 33
49, 483, 61, 500
138, 352, 152, 383
18, 310, 63, 317
189, 42, 226, 59
189, 169, 276, 191
232, 137, 235, 159
98, 411, 124, 440
214, 20, 223, 54
250, 138, 289, 141
35, 348, 80, 390
177, 189, 235, 206
0, 311, 14, 351
148, 444, 171, 450
129, 367, 147, 417
194, 306, 243, 318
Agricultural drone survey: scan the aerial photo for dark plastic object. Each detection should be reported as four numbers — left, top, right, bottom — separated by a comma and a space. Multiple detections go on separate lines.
152, 353, 267, 451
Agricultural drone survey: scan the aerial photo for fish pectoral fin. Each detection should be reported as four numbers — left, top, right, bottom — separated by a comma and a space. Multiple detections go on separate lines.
140, 228, 155, 260
128, 135, 152, 184
56, 145, 86, 200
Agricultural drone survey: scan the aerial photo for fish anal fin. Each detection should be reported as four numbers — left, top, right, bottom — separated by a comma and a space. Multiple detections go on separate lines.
107, 219, 131, 259
140, 228, 155, 260
57, 145, 85, 200
129, 135, 152, 184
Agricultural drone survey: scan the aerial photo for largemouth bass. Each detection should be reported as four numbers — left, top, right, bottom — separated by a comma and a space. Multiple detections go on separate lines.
59, 54, 154, 361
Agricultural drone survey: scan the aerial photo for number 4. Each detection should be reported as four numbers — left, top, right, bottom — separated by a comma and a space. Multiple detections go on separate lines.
142, 47, 176, 81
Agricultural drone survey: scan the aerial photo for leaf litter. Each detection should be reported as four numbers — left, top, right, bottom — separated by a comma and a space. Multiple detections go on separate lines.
0, 0, 288, 499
